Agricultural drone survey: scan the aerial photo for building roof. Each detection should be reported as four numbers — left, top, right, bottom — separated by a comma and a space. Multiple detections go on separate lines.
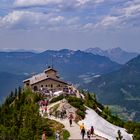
23, 70, 68, 85
23, 72, 46, 85
44, 67, 57, 73
31, 77, 68, 85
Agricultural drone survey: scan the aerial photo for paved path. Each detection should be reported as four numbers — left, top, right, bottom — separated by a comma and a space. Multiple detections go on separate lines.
48, 116, 107, 140
46, 101, 107, 140
49, 116, 82, 139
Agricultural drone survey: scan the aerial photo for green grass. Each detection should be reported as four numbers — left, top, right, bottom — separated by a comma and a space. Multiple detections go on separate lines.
62, 129, 70, 140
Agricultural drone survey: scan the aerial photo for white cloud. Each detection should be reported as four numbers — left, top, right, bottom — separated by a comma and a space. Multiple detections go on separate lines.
0, 10, 65, 29
14, 0, 104, 9
94, 1, 140, 29
100, 16, 119, 26
49, 16, 64, 22
1, 0, 140, 30
121, 4, 140, 17
75, 0, 104, 9
14, 0, 63, 7
77, 0, 104, 4
83, 23, 95, 30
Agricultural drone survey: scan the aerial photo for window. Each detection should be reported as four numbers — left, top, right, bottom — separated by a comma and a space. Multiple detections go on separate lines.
26, 83, 29, 86
41, 85, 43, 87
33, 86, 38, 91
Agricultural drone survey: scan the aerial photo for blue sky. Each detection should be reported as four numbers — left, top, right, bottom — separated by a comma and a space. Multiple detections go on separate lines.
0, 0, 140, 52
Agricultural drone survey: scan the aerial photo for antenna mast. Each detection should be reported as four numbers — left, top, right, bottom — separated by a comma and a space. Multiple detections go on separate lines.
51, 55, 54, 68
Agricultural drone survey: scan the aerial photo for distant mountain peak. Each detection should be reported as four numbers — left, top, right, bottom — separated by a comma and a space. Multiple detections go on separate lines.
107, 47, 122, 53
85, 47, 139, 64
85, 47, 105, 56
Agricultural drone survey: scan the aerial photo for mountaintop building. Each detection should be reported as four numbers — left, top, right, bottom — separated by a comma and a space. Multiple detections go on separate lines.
23, 66, 69, 93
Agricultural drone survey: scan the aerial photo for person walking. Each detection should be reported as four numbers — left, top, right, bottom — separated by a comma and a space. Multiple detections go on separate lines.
90, 126, 94, 137
60, 111, 63, 120
55, 131, 60, 140
42, 130, 46, 140
87, 129, 91, 140
80, 123, 85, 130
68, 113, 73, 127
81, 127, 86, 140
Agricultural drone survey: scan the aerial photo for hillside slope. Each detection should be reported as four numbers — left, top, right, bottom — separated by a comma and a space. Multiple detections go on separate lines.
41, 94, 133, 140
83, 55, 140, 121
0, 89, 68, 139
79, 107, 132, 140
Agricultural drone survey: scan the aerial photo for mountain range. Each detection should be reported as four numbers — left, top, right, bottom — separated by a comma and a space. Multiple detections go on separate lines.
83, 55, 140, 121
0, 49, 120, 101
85, 47, 139, 64
0, 49, 140, 121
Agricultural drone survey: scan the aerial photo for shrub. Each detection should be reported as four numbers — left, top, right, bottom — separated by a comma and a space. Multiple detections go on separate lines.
50, 94, 64, 103
69, 102, 86, 112
76, 110, 85, 119
62, 129, 70, 140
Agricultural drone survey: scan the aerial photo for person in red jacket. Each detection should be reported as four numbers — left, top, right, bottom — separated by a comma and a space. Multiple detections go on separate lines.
68, 113, 74, 127
90, 126, 94, 137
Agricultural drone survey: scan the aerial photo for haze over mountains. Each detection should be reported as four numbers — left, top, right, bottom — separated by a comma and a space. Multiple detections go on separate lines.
83, 55, 140, 121
0, 49, 120, 102
0, 48, 140, 121
85, 47, 139, 64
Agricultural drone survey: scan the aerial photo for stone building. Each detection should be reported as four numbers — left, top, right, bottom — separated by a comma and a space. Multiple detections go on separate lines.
23, 67, 68, 92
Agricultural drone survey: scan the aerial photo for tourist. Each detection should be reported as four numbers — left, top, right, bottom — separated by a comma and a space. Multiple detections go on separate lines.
60, 111, 63, 120
55, 130, 60, 140
42, 130, 46, 140
81, 126, 86, 140
80, 123, 85, 130
68, 113, 73, 127
87, 129, 91, 140
49, 111, 52, 117
90, 126, 94, 137
62, 109, 66, 119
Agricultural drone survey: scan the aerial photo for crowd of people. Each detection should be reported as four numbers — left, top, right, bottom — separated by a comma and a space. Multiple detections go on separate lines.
80, 123, 94, 140
42, 120, 95, 140
40, 98, 95, 139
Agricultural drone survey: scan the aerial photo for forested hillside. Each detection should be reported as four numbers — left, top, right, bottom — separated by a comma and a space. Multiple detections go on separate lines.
0, 88, 68, 139
83, 55, 140, 121
0, 88, 140, 139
